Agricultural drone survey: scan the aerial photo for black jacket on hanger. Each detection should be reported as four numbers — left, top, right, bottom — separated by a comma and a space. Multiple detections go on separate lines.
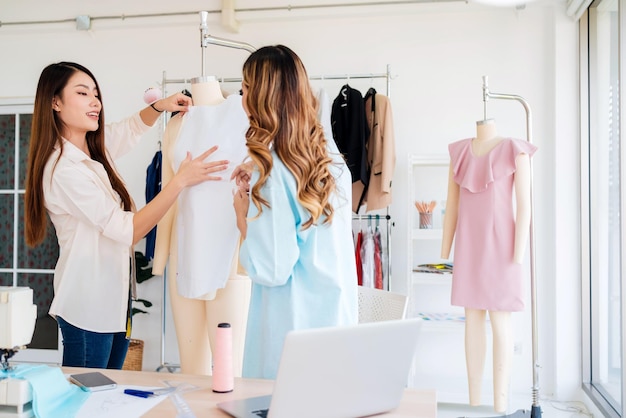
331, 84, 370, 188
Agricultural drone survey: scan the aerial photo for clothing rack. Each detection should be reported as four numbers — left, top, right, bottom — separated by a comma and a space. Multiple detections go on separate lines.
155, 17, 395, 371
156, 67, 395, 372
159, 66, 393, 97
159, 66, 392, 131
159, 66, 395, 291
354, 213, 392, 291
481, 75, 541, 418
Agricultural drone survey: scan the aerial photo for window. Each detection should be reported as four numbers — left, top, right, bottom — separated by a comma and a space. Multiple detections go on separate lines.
0, 101, 61, 364
582, 0, 622, 415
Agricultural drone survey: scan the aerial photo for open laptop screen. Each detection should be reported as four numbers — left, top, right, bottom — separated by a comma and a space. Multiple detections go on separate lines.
218, 318, 423, 418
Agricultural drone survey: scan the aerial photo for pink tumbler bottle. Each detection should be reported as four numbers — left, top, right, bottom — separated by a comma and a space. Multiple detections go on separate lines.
212, 322, 234, 393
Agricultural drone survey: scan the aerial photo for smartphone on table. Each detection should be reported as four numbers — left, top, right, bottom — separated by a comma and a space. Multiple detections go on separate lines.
69, 371, 117, 392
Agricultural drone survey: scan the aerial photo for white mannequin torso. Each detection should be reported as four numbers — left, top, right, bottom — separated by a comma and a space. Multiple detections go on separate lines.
472, 118, 502, 156
191, 76, 225, 106
151, 77, 251, 376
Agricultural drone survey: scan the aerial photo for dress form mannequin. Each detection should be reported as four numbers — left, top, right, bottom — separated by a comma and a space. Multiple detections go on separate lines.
152, 75, 251, 376
441, 118, 532, 413
191, 76, 226, 106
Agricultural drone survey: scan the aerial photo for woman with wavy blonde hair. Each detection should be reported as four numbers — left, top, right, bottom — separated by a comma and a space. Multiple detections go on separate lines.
233, 45, 358, 379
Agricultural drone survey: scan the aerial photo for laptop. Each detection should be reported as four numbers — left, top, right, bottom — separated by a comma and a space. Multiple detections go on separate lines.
217, 318, 423, 418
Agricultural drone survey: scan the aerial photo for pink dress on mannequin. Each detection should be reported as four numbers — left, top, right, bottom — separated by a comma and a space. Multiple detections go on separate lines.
448, 137, 537, 312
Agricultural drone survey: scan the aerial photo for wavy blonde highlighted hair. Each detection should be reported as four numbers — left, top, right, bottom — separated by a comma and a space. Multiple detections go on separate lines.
242, 45, 336, 229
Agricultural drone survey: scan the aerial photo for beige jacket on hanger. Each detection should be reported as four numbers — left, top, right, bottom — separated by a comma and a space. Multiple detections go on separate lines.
352, 93, 396, 212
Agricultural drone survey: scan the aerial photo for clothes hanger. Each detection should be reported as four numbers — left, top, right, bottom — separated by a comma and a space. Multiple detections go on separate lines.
342, 74, 351, 97
340, 85, 348, 107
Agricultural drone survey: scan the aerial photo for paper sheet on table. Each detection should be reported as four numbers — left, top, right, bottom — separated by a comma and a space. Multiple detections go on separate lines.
75, 385, 167, 418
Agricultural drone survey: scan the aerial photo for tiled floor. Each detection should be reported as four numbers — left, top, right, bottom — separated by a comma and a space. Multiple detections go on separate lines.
438, 396, 596, 418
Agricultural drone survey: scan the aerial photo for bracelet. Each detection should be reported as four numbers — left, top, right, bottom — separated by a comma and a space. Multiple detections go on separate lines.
150, 102, 163, 113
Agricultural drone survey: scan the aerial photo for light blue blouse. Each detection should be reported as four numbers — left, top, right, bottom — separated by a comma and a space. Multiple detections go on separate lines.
239, 146, 358, 379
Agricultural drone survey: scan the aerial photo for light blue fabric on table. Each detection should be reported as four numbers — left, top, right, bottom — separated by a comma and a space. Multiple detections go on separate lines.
0, 364, 90, 418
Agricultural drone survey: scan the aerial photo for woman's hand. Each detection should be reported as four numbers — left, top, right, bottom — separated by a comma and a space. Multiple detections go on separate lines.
230, 160, 254, 193
152, 92, 192, 114
141, 92, 193, 126
132, 145, 227, 245
233, 188, 249, 239
174, 146, 228, 188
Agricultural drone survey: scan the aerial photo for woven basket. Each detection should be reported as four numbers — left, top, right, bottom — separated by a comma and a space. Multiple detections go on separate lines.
122, 338, 144, 371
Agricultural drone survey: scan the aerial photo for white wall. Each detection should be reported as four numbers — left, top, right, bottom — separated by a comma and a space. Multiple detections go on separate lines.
0, 0, 582, 405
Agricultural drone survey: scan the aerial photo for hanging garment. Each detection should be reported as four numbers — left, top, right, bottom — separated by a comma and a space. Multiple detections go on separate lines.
331, 85, 370, 208
449, 137, 537, 311
144, 149, 162, 260
360, 225, 375, 288
316, 87, 333, 140
355, 230, 363, 286
373, 225, 383, 289
172, 95, 249, 298
353, 88, 397, 213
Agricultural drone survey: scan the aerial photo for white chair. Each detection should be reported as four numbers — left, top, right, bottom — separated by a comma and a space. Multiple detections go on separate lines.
357, 286, 408, 323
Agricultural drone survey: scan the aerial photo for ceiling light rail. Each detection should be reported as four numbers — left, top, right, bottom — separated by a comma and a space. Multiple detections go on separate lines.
0, 1, 462, 30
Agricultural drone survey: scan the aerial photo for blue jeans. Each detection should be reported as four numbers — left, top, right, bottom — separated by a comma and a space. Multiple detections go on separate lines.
57, 317, 129, 369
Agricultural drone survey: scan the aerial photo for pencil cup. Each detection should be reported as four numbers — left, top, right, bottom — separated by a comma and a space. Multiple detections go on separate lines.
419, 212, 433, 229
212, 323, 234, 393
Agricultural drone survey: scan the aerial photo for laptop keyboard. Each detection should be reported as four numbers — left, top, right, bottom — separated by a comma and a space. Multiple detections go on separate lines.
252, 409, 269, 418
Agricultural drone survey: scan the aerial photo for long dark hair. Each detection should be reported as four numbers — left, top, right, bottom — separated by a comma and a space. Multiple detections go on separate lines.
24, 61, 133, 247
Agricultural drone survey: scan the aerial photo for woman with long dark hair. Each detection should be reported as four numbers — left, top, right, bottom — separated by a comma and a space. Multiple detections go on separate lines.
24, 61, 228, 369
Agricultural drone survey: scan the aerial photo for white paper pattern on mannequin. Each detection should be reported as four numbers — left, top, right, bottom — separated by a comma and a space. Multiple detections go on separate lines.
172, 95, 249, 298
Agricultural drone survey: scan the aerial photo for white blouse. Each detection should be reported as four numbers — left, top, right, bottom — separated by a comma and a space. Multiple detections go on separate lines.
44, 113, 150, 332
171, 95, 249, 298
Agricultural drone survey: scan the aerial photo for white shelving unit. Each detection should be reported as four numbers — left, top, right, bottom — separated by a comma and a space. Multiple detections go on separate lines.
406, 154, 494, 405
406, 154, 452, 318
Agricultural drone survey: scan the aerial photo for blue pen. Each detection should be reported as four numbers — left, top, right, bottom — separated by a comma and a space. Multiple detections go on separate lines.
124, 387, 176, 398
